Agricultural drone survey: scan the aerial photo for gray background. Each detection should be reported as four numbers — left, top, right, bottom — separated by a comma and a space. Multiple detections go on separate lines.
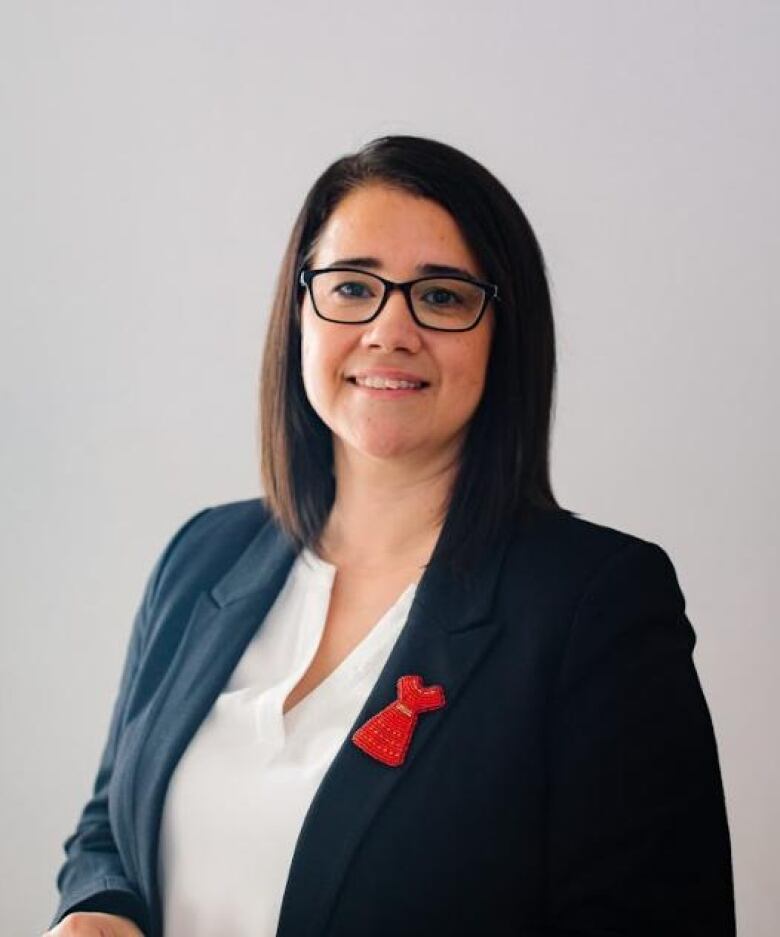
1, 2, 776, 934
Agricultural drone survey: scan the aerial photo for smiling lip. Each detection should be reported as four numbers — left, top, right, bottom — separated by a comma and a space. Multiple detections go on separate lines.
347, 369, 430, 386
346, 369, 430, 398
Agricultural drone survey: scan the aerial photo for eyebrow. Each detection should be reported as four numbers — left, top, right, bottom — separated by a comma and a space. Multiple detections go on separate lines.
328, 256, 478, 280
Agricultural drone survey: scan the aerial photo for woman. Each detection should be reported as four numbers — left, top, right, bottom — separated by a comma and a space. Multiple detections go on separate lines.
46, 136, 735, 936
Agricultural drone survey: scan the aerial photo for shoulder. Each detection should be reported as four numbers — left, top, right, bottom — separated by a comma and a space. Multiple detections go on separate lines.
146, 496, 275, 611
491, 506, 695, 704
168, 496, 271, 548
512, 503, 665, 561
498, 504, 685, 621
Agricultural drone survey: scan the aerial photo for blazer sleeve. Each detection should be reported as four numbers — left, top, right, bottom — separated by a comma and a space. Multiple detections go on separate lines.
49, 507, 213, 935
544, 539, 735, 937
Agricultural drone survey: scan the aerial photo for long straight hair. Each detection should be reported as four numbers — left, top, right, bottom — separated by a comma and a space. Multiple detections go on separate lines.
260, 135, 567, 572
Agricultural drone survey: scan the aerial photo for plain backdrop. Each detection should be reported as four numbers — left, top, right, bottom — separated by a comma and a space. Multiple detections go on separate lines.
1, 1, 777, 934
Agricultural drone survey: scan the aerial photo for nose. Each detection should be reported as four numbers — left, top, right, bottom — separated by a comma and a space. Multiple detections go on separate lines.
359, 286, 423, 354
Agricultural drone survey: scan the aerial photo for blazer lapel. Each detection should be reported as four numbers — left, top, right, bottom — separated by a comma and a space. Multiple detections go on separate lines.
275, 528, 513, 937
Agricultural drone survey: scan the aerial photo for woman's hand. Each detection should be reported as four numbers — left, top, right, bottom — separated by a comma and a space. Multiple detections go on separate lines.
42, 911, 145, 936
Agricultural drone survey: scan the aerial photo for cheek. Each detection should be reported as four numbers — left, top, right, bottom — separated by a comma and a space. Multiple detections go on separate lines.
300, 328, 315, 376
300, 322, 327, 403
300, 317, 348, 400
446, 335, 492, 398
300, 330, 314, 392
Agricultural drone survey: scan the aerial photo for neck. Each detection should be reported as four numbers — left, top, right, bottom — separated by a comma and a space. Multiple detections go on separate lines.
317, 444, 460, 572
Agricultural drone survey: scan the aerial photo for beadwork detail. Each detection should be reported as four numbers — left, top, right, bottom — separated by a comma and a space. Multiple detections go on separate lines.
352, 674, 446, 767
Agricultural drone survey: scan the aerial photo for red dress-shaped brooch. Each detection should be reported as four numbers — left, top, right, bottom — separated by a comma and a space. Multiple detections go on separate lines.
352, 674, 446, 767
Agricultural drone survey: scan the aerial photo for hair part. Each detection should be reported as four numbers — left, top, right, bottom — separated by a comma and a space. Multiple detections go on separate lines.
259, 135, 567, 573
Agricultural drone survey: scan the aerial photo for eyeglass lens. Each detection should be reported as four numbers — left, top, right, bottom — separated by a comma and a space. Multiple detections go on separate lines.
309, 270, 486, 330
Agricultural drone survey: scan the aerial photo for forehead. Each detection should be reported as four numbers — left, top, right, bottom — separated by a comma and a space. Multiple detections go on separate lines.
311, 184, 482, 276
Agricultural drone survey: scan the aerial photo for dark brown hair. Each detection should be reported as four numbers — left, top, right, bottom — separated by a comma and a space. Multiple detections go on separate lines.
259, 135, 567, 571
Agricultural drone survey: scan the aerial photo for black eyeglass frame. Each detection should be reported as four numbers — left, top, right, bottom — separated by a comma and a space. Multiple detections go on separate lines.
298, 266, 500, 333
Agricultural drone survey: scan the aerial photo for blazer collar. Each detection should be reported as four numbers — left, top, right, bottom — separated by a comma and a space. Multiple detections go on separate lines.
210, 508, 508, 635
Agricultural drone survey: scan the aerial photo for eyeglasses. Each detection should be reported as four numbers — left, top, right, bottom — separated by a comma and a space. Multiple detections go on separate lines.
298, 266, 499, 332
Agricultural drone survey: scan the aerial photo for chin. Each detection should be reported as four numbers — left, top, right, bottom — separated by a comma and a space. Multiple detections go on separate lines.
342, 430, 426, 463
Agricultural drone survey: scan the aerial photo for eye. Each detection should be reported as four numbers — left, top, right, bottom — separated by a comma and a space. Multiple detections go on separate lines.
420, 287, 463, 306
333, 280, 376, 299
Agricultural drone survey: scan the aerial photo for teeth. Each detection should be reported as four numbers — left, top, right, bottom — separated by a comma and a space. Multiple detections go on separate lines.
354, 376, 423, 389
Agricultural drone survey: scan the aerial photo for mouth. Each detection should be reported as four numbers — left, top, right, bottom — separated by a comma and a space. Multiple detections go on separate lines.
346, 376, 430, 395
347, 376, 429, 390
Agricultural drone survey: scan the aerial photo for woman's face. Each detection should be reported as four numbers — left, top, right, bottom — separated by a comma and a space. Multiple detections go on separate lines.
300, 183, 495, 470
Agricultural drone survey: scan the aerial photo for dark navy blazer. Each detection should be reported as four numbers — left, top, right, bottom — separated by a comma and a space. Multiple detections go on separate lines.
51, 497, 735, 936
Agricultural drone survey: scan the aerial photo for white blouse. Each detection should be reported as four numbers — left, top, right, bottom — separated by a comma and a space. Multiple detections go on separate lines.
156, 547, 419, 937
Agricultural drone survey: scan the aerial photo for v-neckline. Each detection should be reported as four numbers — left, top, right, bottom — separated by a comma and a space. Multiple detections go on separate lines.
281, 574, 418, 721
281, 546, 417, 716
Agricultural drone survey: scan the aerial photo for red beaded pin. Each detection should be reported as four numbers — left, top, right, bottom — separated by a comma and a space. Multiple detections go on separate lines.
352, 674, 446, 767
